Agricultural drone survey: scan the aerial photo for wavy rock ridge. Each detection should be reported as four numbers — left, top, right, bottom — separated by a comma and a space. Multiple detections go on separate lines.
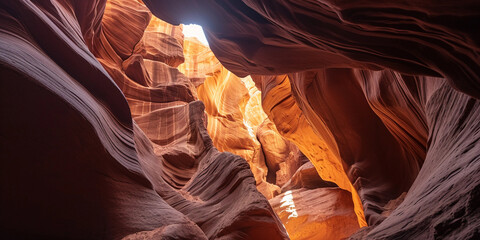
180, 38, 279, 199
1, 0, 479, 239
180, 37, 364, 239
0, 0, 288, 239
144, 0, 480, 239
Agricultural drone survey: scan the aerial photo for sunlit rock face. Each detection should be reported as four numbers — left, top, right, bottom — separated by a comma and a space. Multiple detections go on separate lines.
180, 37, 364, 239
270, 161, 360, 240
144, 0, 480, 239
0, 0, 288, 239
271, 188, 359, 240
257, 118, 305, 187
179, 38, 318, 201
252, 74, 367, 227
94, 1, 290, 239
2, 0, 479, 239
179, 38, 273, 197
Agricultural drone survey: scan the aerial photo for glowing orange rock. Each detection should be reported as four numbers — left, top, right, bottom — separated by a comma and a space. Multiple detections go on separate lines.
179, 37, 365, 239
179, 38, 283, 197
0, 0, 288, 238
95, 1, 288, 238
257, 118, 305, 187
270, 188, 359, 240
252, 74, 367, 227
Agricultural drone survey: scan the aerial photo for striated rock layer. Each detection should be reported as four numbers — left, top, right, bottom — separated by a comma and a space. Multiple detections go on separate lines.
1, 0, 479, 239
252, 74, 367, 227
144, 0, 480, 239
269, 160, 360, 240
180, 35, 364, 239
144, 0, 480, 99
180, 37, 282, 198
0, 0, 288, 239
270, 187, 359, 240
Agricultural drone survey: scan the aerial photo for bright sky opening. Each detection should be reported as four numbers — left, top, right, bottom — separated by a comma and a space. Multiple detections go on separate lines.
182, 24, 209, 46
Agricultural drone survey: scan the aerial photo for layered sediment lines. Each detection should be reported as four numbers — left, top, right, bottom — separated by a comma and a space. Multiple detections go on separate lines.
270, 187, 359, 240
0, 0, 288, 239
181, 37, 363, 238
144, 0, 480, 98
269, 160, 360, 240
145, 0, 480, 239
179, 38, 279, 198
2, 0, 479, 239
252, 74, 367, 227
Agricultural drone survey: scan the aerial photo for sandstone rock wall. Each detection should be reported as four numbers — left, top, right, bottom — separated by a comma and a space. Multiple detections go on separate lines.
2, 0, 479, 239
180, 35, 364, 239
144, 0, 480, 239
0, 0, 288, 239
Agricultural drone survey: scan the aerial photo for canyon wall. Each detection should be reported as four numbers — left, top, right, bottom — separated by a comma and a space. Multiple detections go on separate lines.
180, 38, 301, 199
144, 0, 480, 98
180, 38, 364, 239
144, 0, 480, 239
179, 40, 273, 197
0, 0, 288, 239
1, 0, 479, 239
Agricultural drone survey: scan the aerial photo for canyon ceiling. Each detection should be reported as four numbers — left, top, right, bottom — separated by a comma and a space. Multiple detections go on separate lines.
0, 0, 479, 239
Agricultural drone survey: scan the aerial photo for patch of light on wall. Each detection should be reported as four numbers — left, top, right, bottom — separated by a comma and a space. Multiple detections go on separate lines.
243, 119, 256, 138
183, 24, 209, 46
280, 190, 298, 219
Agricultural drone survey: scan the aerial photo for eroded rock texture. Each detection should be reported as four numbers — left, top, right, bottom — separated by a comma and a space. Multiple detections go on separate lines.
2, 0, 480, 239
267, 159, 361, 240
270, 187, 359, 240
180, 35, 364, 239
144, 0, 480, 98
179, 38, 288, 199
144, 0, 480, 239
0, 0, 288, 239
252, 74, 367, 227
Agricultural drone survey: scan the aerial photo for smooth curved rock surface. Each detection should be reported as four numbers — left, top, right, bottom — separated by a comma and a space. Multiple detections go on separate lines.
270, 188, 360, 240
179, 37, 280, 198
359, 78, 480, 240
257, 118, 306, 187
179, 36, 365, 239
97, 1, 289, 238
288, 69, 421, 225
144, 0, 480, 99
2, 0, 480, 239
255, 69, 480, 238
280, 162, 337, 193
252, 74, 367, 227
0, 0, 288, 239
144, 1, 480, 238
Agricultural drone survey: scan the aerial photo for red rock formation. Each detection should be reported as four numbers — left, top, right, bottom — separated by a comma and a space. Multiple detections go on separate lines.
179, 38, 275, 197
268, 161, 360, 240
252, 66, 479, 239
97, 1, 290, 238
349, 72, 480, 239
270, 187, 359, 240
144, 0, 480, 239
257, 119, 305, 187
180, 38, 365, 238
0, 0, 288, 239
252, 74, 367, 227
287, 69, 422, 225
2, 0, 479, 239
143, 0, 480, 99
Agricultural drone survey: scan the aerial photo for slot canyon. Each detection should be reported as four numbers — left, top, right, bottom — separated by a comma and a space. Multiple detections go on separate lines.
0, 0, 479, 239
